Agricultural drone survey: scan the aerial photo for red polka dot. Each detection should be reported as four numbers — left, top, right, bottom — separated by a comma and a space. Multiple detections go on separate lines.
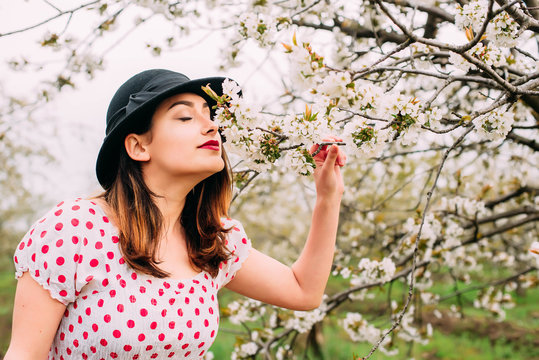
55, 209, 63, 216
119, 258, 125, 265
140, 309, 148, 317
18, 242, 25, 250
92, 323, 98, 332
198, 342, 205, 348
131, 272, 138, 280
169, 298, 175, 305
138, 334, 145, 342
41, 245, 49, 254
89, 208, 96, 215
178, 332, 184, 341
55, 223, 63, 231
124, 344, 132, 351
194, 331, 200, 339
72, 205, 80, 210
56, 239, 63, 247
90, 259, 99, 267
113, 330, 121, 338
150, 321, 157, 330
86, 222, 93, 229
127, 319, 135, 328
129, 295, 136, 303
72, 236, 79, 244
56, 257, 65, 266
177, 309, 183, 316
58, 275, 66, 283
158, 333, 165, 341
103, 216, 109, 223
100, 339, 107, 347
107, 251, 114, 259
98, 299, 104, 307
71, 219, 79, 226
112, 236, 119, 243
104, 314, 111, 323
83, 331, 88, 340
139, 286, 146, 293
117, 304, 124, 312
40, 231, 47, 238
110, 352, 118, 359
168, 321, 175, 329
186, 320, 192, 328
95, 242, 103, 249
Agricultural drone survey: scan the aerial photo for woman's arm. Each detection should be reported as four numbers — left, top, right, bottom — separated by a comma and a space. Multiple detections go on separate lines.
226, 141, 345, 310
4, 272, 67, 360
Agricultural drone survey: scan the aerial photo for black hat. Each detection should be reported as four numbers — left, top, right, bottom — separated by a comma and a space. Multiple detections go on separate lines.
96, 69, 231, 189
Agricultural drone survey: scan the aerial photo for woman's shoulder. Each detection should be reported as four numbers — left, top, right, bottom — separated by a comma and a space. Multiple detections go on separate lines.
220, 217, 250, 250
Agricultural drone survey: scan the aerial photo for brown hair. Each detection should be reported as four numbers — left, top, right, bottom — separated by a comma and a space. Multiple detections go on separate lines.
97, 129, 233, 278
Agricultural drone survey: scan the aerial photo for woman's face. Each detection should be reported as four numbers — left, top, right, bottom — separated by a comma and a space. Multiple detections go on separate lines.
138, 92, 224, 182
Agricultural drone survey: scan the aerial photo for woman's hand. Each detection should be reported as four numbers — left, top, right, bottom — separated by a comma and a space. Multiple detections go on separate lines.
310, 136, 347, 201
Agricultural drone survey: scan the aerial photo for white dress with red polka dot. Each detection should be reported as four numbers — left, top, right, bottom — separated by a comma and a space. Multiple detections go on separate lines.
13, 198, 251, 360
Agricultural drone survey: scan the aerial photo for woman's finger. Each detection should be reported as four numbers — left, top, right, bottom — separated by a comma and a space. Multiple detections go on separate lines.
322, 144, 339, 171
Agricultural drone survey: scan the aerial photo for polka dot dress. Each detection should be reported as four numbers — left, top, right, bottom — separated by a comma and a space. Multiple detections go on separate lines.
14, 198, 251, 360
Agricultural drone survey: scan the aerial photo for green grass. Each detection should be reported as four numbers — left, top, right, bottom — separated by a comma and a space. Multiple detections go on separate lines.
0, 268, 16, 354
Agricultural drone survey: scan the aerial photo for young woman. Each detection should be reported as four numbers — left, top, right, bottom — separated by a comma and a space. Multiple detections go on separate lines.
5, 69, 346, 359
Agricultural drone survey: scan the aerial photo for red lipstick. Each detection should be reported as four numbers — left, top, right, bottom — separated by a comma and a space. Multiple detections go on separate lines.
198, 140, 220, 151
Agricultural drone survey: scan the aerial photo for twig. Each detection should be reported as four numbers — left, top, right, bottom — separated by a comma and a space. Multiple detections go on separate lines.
311, 142, 346, 156
0, 0, 100, 37
362, 124, 475, 360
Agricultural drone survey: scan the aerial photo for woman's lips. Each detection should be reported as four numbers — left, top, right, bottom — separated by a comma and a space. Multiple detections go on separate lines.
199, 140, 220, 151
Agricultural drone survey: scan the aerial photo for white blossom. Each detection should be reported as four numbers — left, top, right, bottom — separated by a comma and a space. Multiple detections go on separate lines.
351, 257, 396, 286
285, 300, 327, 333
473, 107, 515, 141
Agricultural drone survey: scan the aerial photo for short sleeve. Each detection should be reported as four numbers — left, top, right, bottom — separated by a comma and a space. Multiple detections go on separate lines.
13, 199, 95, 305
215, 218, 252, 288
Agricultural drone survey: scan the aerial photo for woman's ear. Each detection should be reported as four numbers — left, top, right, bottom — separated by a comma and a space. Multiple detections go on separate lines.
124, 133, 151, 162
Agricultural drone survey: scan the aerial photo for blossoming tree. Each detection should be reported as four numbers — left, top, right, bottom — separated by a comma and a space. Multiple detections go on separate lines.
1, 0, 538, 358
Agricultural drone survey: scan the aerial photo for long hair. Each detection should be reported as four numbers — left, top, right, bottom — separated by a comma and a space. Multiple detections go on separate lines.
98, 128, 233, 278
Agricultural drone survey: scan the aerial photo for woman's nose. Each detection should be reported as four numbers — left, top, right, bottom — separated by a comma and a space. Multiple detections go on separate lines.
201, 113, 218, 134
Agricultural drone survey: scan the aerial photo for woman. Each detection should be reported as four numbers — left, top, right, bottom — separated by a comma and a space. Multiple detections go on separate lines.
6, 69, 346, 359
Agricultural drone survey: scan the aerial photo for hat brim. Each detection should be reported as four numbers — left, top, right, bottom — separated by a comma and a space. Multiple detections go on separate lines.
96, 76, 228, 189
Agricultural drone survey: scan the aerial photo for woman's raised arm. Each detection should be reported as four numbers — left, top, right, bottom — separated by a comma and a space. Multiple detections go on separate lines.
226, 140, 345, 310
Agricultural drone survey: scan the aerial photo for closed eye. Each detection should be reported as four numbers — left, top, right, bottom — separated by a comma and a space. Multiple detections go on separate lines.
178, 117, 192, 121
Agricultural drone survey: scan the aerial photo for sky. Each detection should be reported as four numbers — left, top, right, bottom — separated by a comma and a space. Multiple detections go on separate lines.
1, 1, 279, 203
